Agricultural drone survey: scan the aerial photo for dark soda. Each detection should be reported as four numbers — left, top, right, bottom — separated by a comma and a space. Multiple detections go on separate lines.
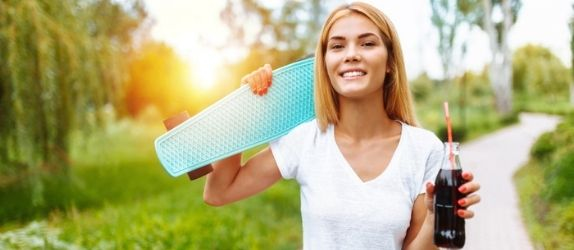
434, 142, 466, 249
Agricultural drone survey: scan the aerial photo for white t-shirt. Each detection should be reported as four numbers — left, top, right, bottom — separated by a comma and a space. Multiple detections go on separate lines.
270, 119, 443, 250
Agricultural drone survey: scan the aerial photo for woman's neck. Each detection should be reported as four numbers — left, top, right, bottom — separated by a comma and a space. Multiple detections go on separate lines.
335, 93, 398, 142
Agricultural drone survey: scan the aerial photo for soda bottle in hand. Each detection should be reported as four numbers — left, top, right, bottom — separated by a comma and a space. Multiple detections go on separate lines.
434, 142, 466, 248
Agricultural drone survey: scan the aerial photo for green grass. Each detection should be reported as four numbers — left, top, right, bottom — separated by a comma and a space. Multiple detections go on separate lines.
0, 120, 302, 249
514, 113, 574, 250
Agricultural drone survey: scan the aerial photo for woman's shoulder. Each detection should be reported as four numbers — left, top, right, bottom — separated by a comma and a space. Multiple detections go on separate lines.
401, 123, 443, 150
281, 119, 322, 141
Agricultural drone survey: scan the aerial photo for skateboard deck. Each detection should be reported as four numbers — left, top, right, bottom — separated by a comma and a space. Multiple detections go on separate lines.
154, 57, 315, 177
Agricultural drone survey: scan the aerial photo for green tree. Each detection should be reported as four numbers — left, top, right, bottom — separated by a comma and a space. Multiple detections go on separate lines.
570, 3, 574, 105
430, 0, 481, 81
448, 0, 521, 114
219, 0, 336, 75
480, 0, 522, 115
513, 45, 571, 102
0, 0, 146, 204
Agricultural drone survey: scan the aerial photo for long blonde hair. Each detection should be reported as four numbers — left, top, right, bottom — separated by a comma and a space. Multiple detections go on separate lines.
314, 2, 417, 131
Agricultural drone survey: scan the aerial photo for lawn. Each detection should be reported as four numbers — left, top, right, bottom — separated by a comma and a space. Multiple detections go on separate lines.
0, 120, 301, 249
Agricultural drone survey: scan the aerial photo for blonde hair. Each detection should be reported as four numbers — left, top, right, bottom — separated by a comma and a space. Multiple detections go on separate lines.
314, 2, 417, 131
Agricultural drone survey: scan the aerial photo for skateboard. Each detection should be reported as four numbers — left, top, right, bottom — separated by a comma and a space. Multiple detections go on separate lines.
155, 57, 315, 177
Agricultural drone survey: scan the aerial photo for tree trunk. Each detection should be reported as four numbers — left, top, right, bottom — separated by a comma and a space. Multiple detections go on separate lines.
482, 0, 513, 115
570, 82, 574, 105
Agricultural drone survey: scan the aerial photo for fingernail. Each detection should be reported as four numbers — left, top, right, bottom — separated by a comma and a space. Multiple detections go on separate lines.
463, 172, 470, 178
458, 199, 466, 206
459, 186, 467, 193
457, 210, 465, 217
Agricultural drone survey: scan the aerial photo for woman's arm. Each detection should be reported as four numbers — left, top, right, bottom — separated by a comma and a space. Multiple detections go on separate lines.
203, 64, 276, 206
402, 188, 438, 250
203, 148, 282, 206
403, 172, 481, 250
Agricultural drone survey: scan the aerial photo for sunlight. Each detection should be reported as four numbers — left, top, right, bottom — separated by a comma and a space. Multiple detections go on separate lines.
191, 55, 220, 90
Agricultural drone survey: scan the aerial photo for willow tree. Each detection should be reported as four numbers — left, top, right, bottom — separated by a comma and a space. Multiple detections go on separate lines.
0, 0, 145, 202
570, 3, 574, 105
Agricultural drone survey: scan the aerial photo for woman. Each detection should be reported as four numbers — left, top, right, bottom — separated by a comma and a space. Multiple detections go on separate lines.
203, 2, 481, 249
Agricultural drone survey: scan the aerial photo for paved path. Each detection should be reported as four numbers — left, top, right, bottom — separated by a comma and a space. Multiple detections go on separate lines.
461, 113, 561, 250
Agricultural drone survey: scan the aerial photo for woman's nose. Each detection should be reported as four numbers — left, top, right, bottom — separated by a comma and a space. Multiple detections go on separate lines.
344, 46, 361, 63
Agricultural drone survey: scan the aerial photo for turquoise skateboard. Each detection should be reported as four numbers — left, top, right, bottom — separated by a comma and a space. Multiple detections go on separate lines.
154, 57, 315, 177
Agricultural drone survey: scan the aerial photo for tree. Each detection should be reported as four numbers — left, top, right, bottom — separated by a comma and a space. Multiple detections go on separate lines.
513, 45, 571, 102
0, 0, 146, 204
430, 0, 481, 81
480, 0, 521, 115
219, 0, 334, 74
430, 0, 483, 132
570, 3, 574, 105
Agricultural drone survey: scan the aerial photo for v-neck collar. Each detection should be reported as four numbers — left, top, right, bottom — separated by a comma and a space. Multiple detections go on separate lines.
329, 121, 405, 185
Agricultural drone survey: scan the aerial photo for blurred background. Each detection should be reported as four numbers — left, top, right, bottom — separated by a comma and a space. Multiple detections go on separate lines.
0, 0, 573, 249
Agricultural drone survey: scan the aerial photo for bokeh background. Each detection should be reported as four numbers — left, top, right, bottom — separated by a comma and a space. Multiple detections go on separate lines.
1, 0, 573, 249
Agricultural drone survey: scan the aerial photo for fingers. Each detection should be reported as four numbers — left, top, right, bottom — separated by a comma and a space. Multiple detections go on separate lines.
457, 209, 474, 219
457, 193, 481, 208
241, 64, 273, 96
459, 181, 480, 194
425, 182, 435, 196
264, 64, 272, 86
462, 171, 473, 181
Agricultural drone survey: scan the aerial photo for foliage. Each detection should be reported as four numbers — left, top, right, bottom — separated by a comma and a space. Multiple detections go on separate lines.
466, 0, 522, 115
219, 0, 338, 82
429, 0, 480, 80
124, 41, 193, 117
0, 0, 146, 200
412, 69, 516, 142
0, 120, 302, 249
410, 73, 434, 101
513, 45, 571, 100
511, 45, 573, 115
515, 113, 574, 249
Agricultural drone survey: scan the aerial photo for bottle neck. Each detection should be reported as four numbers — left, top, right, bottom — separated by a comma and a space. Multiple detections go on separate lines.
442, 142, 462, 170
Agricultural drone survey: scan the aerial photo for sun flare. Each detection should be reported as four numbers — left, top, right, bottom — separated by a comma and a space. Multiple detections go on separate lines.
191, 56, 221, 90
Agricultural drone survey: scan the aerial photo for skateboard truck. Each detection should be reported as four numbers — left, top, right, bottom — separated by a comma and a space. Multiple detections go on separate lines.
163, 111, 213, 180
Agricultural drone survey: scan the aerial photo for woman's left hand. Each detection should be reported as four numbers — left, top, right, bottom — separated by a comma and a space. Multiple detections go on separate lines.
425, 171, 481, 218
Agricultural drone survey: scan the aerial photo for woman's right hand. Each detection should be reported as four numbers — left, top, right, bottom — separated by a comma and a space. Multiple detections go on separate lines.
241, 64, 273, 96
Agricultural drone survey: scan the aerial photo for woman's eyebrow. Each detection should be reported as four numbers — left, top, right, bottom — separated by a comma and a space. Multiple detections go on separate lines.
328, 32, 380, 41
358, 32, 379, 39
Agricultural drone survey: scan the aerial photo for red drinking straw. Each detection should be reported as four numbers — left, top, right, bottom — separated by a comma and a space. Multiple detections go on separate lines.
443, 101, 454, 168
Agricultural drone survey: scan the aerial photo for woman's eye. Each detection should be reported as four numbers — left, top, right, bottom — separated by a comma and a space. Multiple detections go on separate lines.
363, 41, 376, 47
330, 44, 343, 49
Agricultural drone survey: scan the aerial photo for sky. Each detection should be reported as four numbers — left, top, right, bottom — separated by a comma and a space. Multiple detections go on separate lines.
143, 0, 573, 88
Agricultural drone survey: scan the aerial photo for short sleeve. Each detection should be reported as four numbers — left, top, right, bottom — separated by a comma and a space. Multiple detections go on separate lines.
419, 137, 444, 194
269, 121, 316, 180
269, 136, 299, 179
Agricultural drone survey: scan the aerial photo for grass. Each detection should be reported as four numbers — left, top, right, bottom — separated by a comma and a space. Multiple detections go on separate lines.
514, 113, 574, 250
0, 119, 302, 249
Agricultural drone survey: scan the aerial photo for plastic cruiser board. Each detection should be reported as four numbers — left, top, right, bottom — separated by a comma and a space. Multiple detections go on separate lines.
154, 57, 315, 177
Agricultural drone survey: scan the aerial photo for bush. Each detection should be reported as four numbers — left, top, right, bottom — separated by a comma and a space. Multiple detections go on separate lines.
515, 112, 574, 249
543, 153, 574, 203
410, 73, 434, 101
530, 132, 556, 160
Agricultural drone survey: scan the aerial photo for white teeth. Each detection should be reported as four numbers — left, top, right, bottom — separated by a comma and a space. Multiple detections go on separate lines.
342, 71, 366, 78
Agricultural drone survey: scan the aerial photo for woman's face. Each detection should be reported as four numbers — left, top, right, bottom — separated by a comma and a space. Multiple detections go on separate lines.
325, 13, 389, 99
